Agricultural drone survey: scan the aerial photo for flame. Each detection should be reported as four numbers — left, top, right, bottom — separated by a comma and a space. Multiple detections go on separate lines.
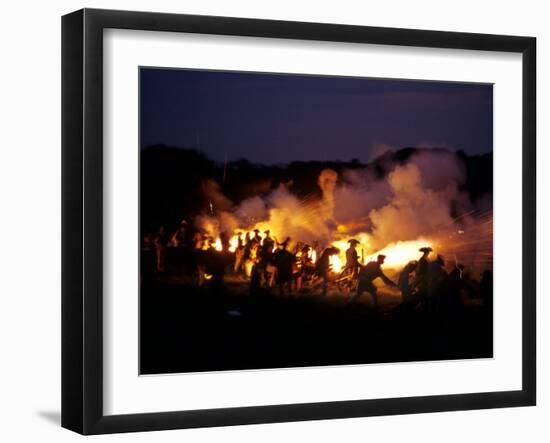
365, 239, 435, 269
329, 254, 343, 273
328, 235, 434, 272
228, 235, 239, 252
191, 164, 489, 278
244, 260, 254, 277
199, 222, 435, 274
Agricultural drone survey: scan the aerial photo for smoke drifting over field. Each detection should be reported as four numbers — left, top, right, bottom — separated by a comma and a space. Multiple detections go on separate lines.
194, 149, 492, 271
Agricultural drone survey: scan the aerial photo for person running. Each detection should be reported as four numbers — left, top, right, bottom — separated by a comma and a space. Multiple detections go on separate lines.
349, 254, 397, 308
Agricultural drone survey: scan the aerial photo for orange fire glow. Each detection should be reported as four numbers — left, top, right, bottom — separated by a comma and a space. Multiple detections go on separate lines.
217, 226, 435, 273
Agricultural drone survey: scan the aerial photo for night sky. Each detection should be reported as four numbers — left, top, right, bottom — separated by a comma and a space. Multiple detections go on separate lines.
140, 68, 493, 164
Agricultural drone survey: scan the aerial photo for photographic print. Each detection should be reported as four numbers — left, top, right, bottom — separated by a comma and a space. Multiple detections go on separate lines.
139, 68, 493, 375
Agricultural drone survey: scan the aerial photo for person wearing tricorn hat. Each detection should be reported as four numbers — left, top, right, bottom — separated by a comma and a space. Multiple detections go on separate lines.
414, 247, 432, 289
349, 254, 396, 308
262, 229, 274, 252
344, 239, 361, 278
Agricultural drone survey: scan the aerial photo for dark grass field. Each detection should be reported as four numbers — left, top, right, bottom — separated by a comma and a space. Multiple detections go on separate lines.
139, 277, 493, 375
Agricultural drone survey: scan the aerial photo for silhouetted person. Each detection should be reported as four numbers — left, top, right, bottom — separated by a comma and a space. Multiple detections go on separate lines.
256, 232, 275, 287
315, 246, 340, 296
446, 263, 465, 314
192, 231, 204, 249
426, 254, 447, 312
344, 238, 361, 278
249, 260, 262, 294
170, 219, 188, 247
262, 230, 274, 251
295, 244, 314, 291
154, 226, 169, 273
349, 254, 396, 308
141, 232, 157, 283
415, 246, 432, 293
398, 260, 417, 302
273, 238, 294, 296
427, 254, 447, 296
234, 232, 245, 273
252, 229, 262, 244
242, 232, 253, 264
220, 230, 230, 252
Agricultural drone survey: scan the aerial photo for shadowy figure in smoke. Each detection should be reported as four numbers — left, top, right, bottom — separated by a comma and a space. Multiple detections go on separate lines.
344, 239, 361, 278
348, 254, 397, 308
272, 238, 295, 296
445, 263, 466, 314
414, 246, 432, 293
315, 246, 340, 296
295, 244, 315, 291
233, 232, 245, 273
154, 226, 169, 273
398, 260, 418, 302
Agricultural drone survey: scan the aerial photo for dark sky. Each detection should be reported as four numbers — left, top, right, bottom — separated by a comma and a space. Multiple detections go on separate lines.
140, 68, 493, 164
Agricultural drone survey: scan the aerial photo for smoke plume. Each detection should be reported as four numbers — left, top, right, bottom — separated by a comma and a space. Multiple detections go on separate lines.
196, 149, 490, 267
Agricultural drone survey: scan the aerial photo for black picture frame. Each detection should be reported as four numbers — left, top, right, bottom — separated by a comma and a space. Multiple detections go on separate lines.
62, 8, 536, 435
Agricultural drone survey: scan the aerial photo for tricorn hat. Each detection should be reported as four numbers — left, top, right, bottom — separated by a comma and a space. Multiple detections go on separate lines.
377, 254, 386, 261
419, 246, 433, 253
347, 238, 360, 245
278, 236, 291, 246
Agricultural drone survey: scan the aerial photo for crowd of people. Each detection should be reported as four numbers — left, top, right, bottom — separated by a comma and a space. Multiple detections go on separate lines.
143, 221, 493, 311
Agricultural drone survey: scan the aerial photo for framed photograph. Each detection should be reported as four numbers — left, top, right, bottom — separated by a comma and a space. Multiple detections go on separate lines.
62, 8, 536, 435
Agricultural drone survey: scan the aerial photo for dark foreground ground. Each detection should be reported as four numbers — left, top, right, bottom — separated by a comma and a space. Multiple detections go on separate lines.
140, 277, 493, 374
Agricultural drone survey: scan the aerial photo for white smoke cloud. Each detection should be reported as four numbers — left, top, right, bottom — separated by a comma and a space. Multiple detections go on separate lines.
196, 150, 487, 256
333, 168, 391, 227
408, 150, 466, 191
367, 163, 457, 249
